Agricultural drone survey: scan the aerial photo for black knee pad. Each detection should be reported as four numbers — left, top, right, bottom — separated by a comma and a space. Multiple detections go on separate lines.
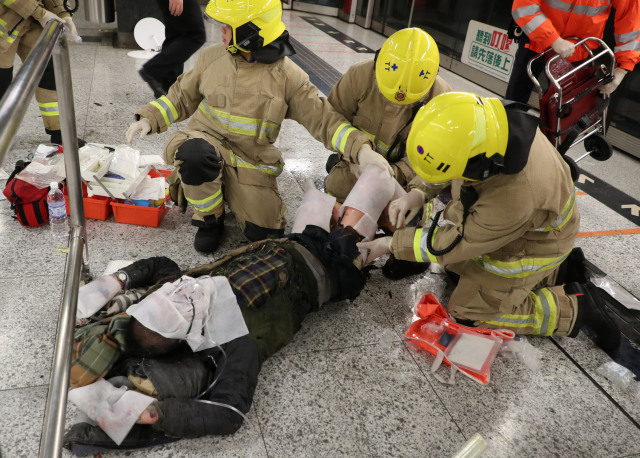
243, 222, 284, 242
0, 67, 13, 98
174, 138, 223, 185
38, 59, 56, 91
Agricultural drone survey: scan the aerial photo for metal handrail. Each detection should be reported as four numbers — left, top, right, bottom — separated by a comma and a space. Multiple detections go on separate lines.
0, 20, 90, 458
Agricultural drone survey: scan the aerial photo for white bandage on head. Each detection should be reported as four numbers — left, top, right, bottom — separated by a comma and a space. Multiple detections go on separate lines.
292, 179, 337, 233
340, 165, 396, 240
127, 275, 248, 351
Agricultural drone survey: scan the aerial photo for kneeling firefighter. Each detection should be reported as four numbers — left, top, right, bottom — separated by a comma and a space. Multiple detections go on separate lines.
324, 27, 451, 202
359, 91, 621, 350
126, 0, 379, 254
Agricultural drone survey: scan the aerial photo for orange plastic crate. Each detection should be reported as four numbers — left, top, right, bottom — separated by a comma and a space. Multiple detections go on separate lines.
110, 168, 172, 227
64, 182, 112, 220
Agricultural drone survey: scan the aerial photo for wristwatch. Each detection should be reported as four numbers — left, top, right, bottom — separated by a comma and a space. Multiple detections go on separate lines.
115, 271, 128, 290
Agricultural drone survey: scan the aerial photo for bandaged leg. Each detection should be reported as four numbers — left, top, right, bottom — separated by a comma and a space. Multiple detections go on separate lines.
292, 179, 337, 233
339, 165, 396, 241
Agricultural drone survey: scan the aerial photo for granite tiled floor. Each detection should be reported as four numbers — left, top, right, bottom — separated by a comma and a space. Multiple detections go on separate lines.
0, 8, 639, 458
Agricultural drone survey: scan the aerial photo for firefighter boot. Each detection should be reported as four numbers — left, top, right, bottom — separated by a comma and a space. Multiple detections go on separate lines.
48, 129, 86, 148
566, 282, 621, 350
193, 213, 225, 254
555, 247, 589, 286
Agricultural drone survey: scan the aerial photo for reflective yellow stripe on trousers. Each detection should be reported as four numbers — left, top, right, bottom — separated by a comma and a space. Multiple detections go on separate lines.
38, 102, 59, 117
482, 287, 559, 336
186, 188, 223, 214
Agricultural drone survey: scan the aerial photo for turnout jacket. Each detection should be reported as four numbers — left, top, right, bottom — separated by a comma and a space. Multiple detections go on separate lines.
512, 0, 640, 71
392, 103, 580, 281
328, 58, 451, 162
0, 0, 70, 52
136, 43, 373, 171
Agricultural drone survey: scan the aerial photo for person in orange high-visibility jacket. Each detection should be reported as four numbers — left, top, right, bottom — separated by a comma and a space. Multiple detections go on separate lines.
358, 92, 621, 351
125, 0, 385, 254
505, 0, 640, 103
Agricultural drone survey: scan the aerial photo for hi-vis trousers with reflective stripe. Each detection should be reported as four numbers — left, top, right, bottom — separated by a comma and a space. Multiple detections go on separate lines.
164, 130, 287, 232
0, 22, 60, 131
446, 260, 578, 336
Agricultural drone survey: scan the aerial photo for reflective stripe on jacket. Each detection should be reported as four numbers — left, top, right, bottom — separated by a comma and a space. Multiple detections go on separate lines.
1, 0, 71, 52
136, 43, 372, 175
512, 0, 640, 71
328, 58, 452, 161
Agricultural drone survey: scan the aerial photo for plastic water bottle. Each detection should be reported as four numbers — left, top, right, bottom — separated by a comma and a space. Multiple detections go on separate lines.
47, 181, 68, 238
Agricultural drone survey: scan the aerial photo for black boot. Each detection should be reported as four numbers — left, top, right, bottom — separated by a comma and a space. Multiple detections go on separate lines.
566, 282, 621, 350
48, 129, 86, 148
139, 68, 167, 99
193, 213, 225, 254
555, 247, 589, 286
382, 254, 429, 280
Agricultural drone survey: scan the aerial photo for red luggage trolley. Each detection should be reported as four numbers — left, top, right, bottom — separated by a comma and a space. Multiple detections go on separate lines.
528, 37, 615, 179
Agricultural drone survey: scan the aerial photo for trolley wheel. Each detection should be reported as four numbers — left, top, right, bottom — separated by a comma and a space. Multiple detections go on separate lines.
584, 134, 613, 161
563, 155, 579, 182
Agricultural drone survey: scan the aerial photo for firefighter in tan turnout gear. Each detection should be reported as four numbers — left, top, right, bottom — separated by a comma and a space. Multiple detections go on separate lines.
126, 0, 383, 254
0, 0, 83, 145
325, 27, 451, 202
359, 91, 621, 351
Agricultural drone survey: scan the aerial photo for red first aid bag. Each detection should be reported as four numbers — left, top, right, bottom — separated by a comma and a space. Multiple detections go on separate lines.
2, 161, 49, 227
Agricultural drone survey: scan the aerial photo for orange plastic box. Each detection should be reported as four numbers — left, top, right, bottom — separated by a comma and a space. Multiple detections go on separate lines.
110, 169, 172, 227
64, 182, 112, 220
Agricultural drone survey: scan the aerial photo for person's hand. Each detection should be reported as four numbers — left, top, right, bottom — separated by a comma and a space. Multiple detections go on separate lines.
356, 144, 393, 176
388, 189, 427, 229
551, 37, 575, 58
136, 404, 160, 424
599, 68, 627, 98
76, 274, 122, 319
126, 118, 152, 144
357, 236, 392, 265
36, 10, 62, 28
169, 0, 184, 16
62, 17, 82, 43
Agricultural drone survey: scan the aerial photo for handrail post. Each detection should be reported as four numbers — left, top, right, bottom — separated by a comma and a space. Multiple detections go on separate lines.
37, 29, 90, 458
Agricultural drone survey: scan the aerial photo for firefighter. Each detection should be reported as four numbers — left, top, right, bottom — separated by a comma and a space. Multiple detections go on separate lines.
0, 0, 84, 145
324, 27, 451, 280
324, 27, 451, 203
358, 91, 621, 350
505, 0, 640, 104
126, 0, 384, 254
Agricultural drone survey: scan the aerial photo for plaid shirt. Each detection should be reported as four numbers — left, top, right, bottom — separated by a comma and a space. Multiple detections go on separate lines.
69, 314, 131, 388
226, 245, 288, 309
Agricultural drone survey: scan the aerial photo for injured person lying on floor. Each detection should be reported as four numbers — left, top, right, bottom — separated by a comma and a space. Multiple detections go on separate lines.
64, 165, 399, 454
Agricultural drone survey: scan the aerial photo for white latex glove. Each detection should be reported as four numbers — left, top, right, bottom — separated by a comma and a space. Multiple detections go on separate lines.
388, 188, 427, 229
357, 236, 392, 265
126, 118, 152, 144
356, 144, 393, 176
36, 10, 62, 28
599, 68, 627, 98
76, 275, 122, 319
551, 37, 575, 58
63, 17, 82, 43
